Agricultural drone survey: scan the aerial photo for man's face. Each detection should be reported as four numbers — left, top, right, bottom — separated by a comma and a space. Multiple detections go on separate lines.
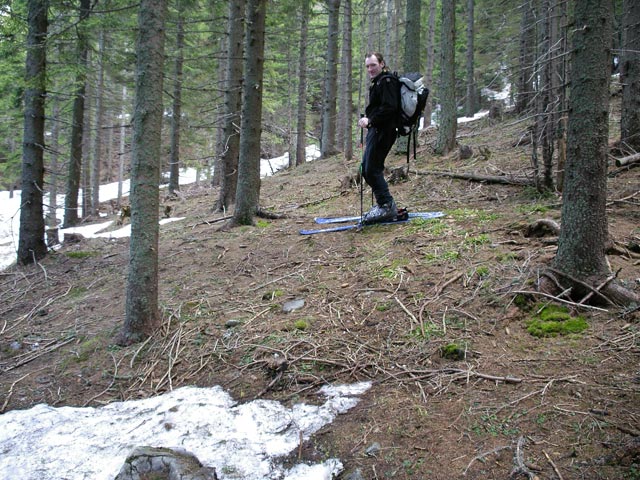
365, 55, 383, 79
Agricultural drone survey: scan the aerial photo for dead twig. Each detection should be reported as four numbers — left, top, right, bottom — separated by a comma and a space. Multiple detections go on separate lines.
547, 267, 615, 306
543, 450, 564, 480
577, 269, 619, 305
512, 290, 608, 312
511, 436, 538, 479
463, 444, 511, 476
82, 352, 120, 407
1, 373, 30, 413
1, 336, 76, 373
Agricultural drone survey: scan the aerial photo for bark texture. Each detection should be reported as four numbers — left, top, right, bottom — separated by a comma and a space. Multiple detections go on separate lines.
18, 0, 48, 265
119, 0, 168, 344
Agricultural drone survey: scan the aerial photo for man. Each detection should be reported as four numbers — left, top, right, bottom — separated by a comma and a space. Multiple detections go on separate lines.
357, 52, 399, 224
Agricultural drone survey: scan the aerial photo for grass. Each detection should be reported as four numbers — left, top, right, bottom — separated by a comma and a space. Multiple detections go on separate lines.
448, 208, 500, 223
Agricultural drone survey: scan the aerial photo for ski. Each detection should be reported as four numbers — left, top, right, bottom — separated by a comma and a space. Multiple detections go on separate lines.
314, 210, 444, 224
300, 211, 444, 235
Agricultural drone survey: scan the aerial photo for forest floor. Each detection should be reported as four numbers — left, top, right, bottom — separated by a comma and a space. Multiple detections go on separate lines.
1, 106, 639, 479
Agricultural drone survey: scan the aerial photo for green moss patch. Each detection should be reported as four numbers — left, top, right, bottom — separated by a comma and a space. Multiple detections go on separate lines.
526, 304, 588, 337
65, 251, 98, 259
440, 343, 466, 360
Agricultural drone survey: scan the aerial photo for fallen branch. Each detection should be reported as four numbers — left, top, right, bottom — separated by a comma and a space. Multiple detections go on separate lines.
0, 373, 30, 413
409, 169, 533, 186
511, 436, 539, 479
83, 352, 120, 407
464, 445, 511, 476
189, 215, 233, 228
543, 450, 564, 480
615, 151, 640, 167
512, 290, 609, 312
1, 336, 76, 373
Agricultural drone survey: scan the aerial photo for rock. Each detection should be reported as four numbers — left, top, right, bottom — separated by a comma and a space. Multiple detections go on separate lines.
114, 446, 218, 480
63, 233, 83, 244
364, 442, 381, 457
458, 144, 473, 160
343, 468, 365, 480
282, 298, 305, 313
46, 227, 59, 247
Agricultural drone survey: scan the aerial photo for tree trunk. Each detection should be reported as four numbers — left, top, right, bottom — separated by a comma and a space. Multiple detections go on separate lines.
555, 0, 568, 191
81, 54, 92, 219
539, 0, 555, 191
338, 0, 353, 161
423, 0, 437, 127
464, 0, 476, 118
231, 0, 267, 226
552, 0, 613, 299
295, 0, 310, 166
516, 1, 535, 114
117, 86, 127, 208
18, 0, 48, 266
434, 0, 457, 156
320, 0, 340, 158
63, 0, 90, 228
620, 0, 640, 152
396, 0, 421, 155
47, 100, 61, 231
384, 0, 395, 63
168, 7, 184, 196
118, 0, 168, 345
216, 0, 245, 211
404, 0, 421, 71
91, 28, 106, 216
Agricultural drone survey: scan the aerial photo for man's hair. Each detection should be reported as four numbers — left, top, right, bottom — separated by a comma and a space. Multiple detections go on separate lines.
365, 51, 385, 64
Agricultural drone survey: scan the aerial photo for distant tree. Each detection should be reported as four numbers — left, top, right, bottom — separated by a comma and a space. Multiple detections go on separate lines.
116, 85, 128, 209
396, 0, 420, 155
434, 0, 457, 155
320, 0, 340, 158
620, 0, 640, 152
516, 1, 535, 114
537, 0, 554, 191
216, 0, 245, 211
550, 0, 638, 306
464, 0, 477, 117
404, 0, 420, 71
384, 0, 397, 63
47, 100, 61, 230
63, 0, 91, 228
423, 0, 436, 127
117, 0, 168, 345
554, 0, 569, 190
337, 0, 353, 160
18, 0, 48, 266
168, 1, 185, 196
295, 0, 310, 166
230, 0, 267, 226
90, 28, 107, 216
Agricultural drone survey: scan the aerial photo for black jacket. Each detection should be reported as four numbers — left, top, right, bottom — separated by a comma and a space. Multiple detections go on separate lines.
365, 71, 399, 130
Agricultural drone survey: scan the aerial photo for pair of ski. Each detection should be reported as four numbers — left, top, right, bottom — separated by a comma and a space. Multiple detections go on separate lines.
299, 208, 444, 235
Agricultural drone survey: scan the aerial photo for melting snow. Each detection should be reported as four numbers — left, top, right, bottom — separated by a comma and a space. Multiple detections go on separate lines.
0, 382, 371, 480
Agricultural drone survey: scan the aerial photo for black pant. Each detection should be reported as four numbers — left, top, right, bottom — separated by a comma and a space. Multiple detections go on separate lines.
362, 126, 396, 206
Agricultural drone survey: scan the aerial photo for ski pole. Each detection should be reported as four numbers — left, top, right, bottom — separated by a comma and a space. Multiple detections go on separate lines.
359, 114, 364, 223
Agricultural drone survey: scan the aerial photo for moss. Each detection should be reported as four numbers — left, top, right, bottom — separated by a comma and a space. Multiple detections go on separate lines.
293, 319, 310, 330
538, 303, 572, 321
440, 343, 466, 360
65, 251, 97, 259
526, 304, 588, 337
